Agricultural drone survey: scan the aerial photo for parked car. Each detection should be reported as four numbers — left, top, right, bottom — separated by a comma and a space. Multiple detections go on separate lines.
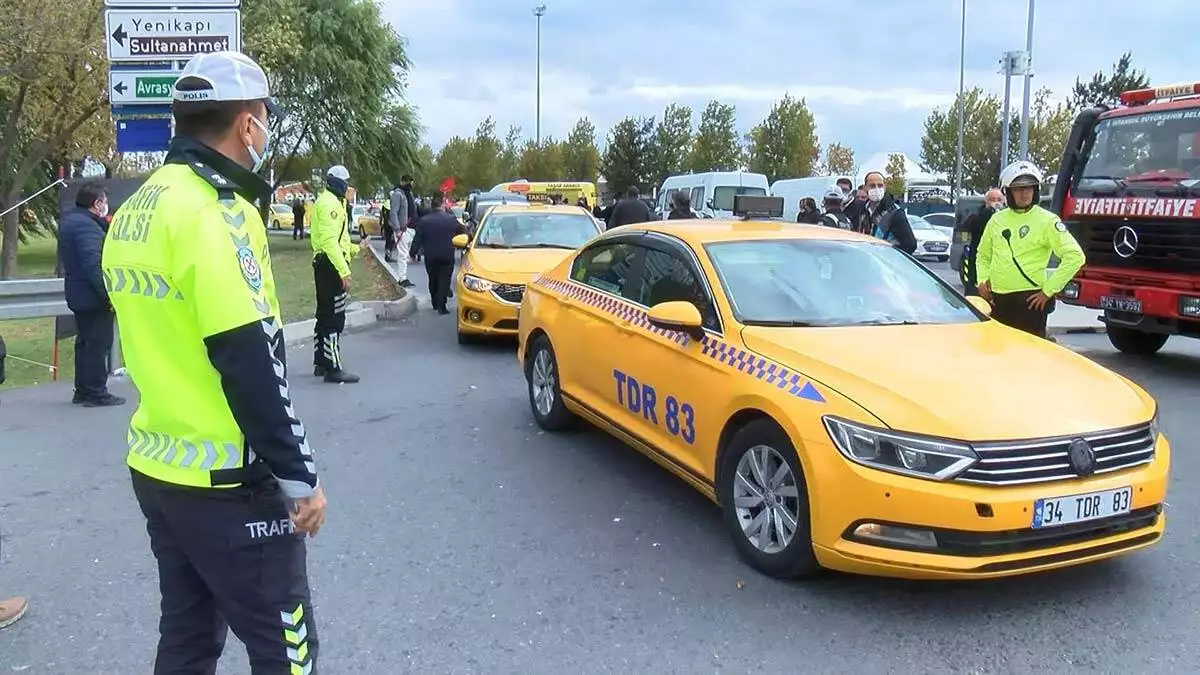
269, 204, 294, 231
907, 214, 951, 262
921, 212, 955, 238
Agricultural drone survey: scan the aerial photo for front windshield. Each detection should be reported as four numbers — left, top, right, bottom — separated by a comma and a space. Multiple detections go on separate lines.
475, 212, 599, 249
451, 206, 465, 218
907, 215, 934, 230
272, 204, 290, 214
712, 186, 767, 211
705, 239, 980, 327
1077, 108, 1200, 189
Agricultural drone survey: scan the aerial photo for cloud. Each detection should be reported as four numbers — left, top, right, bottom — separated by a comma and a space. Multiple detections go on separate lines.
383, 0, 1196, 169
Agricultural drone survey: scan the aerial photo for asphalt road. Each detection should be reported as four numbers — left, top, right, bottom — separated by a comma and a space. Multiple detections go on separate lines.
2, 312, 1199, 673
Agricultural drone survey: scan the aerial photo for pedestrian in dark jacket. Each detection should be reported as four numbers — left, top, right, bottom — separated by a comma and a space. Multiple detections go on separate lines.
291, 196, 305, 239
411, 191, 466, 314
667, 190, 697, 220
606, 186, 653, 229
960, 188, 1004, 294
796, 197, 821, 224
862, 171, 918, 254
57, 181, 124, 407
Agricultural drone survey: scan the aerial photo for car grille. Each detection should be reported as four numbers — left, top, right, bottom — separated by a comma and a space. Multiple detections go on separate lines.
1068, 218, 1200, 275
923, 241, 949, 252
492, 284, 525, 304
956, 423, 1155, 486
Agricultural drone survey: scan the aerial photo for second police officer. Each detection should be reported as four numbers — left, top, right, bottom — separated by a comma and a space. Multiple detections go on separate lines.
975, 160, 1086, 339
311, 164, 362, 383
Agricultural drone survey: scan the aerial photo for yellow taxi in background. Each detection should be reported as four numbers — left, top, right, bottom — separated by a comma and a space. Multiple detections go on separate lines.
269, 203, 295, 230
516, 196, 1168, 580
453, 204, 601, 344
354, 204, 381, 238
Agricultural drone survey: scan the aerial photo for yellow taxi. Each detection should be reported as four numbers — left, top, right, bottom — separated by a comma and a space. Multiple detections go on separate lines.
353, 204, 381, 238
269, 203, 295, 230
452, 204, 601, 344
516, 196, 1168, 580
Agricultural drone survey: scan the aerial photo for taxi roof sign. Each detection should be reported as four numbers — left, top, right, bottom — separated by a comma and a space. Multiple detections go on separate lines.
733, 194, 785, 219
1119, 82, 1200, 106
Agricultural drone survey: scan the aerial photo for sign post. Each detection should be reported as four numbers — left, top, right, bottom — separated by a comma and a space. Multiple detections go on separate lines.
104, 0, 243, 153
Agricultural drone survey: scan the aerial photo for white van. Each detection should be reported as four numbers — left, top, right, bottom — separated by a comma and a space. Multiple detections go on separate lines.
770, 175, 852, 222
656, 171, 769, 219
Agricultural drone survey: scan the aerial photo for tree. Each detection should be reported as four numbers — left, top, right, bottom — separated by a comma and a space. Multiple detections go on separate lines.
518, 138, 565, 182
242, 0, 420, 199
462, 117, 502, 192
432, 136, 473, 195
745, 94, 819, 182
561, 118, 600, 183
600, 117, 654, 193
884, 153, 907, 198
919, 87, 1017, 193
688, 101, 741, 173
0, 0, 109, 277
410, 143, 438, 195
498, 125, 522, 182
647, 104, 693, 188
825, 143, 856, 176
1027, 88, 1075, 177
1069, 52, 1149, 111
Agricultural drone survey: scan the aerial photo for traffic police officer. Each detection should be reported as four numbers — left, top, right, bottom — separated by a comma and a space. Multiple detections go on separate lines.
102, 51, 325, 674
976, 160, 1086, 338
310, 165, 361, 383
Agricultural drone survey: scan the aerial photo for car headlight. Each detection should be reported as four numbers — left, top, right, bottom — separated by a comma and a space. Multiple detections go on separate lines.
822, 416, 978, 481
1148, 408, 1162, 442
462, 274, 494, 293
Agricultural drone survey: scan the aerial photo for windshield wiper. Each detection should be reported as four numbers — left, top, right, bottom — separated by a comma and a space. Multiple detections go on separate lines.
846, 319, 923, 326
509, 243, 576, 249
742, 319, 825, 327
1077, 175, 1127, 196
475, 243, 512, 249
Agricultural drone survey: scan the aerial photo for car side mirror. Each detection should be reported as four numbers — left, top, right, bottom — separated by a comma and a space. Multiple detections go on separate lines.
452, 234, 469, 248
647, 301, 705, 340
966, 295, 992, 316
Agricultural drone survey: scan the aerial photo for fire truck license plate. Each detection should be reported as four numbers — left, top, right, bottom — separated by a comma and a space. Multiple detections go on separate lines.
1099, 296, 1143, 313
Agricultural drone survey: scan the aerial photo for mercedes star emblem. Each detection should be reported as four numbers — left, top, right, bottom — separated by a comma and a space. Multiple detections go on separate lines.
1113, 226, 1139, 259
1067, 438, 1097, 477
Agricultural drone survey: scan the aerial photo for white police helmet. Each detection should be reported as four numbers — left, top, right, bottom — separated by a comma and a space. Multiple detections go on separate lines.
328, 165, 350, 181
999, 160, 1042, 190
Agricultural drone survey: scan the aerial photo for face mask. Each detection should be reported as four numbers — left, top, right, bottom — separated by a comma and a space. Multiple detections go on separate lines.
96, 202, 109, 218
867, 187, 885, 202
988, 201, 1005, 211
246, 115, 273, 173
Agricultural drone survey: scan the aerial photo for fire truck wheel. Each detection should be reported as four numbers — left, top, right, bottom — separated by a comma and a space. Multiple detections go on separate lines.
1106, 326, 1169, 356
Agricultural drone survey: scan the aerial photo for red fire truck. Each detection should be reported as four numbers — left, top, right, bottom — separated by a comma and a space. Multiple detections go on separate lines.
1052, 83, 1200, 355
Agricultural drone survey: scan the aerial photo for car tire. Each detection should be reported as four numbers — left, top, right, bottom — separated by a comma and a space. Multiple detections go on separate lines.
937, 255, 949, 263
1106, 326, 1169, 356
272, 219, 280, 230
524, 334, 575, 431
717, 419, 820, 579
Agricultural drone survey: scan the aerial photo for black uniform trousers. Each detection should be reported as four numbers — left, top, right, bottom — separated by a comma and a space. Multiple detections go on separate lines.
131, 469, 318, 675
292, 219, 304, 240
425, 257, 454, 312
991, 291, 1051, 339
381, 221, 396, 254
73, 308, 114, 399
312, 253, 348, 371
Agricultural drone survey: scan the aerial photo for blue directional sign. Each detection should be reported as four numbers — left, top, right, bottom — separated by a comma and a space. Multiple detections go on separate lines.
116, 117, 172, 153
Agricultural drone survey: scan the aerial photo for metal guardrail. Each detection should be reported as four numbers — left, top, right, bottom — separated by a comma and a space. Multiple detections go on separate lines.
0, 278, 70, 320
0, 278, 123, 376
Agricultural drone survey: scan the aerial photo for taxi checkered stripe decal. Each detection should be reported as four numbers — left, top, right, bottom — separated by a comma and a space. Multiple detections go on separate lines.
533, 277, 824, 403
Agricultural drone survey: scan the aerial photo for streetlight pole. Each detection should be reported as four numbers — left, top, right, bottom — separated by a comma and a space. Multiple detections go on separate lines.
953, 0, 966, 201
533, 4, 546, 145
1018, 0, 1036, 160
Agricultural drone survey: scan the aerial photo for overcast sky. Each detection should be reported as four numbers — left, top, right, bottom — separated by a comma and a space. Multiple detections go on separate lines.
382, 0, 1194, 168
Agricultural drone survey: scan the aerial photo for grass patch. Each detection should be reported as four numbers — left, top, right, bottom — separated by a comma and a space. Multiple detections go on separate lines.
1, 234, 401, 391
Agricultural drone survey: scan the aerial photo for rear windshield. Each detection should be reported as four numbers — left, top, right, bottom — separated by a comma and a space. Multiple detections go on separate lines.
1077, 108, 1200, 190
712, 186, 767, 211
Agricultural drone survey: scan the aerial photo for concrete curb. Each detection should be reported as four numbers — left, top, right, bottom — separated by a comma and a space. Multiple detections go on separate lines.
279, 245, 419, 345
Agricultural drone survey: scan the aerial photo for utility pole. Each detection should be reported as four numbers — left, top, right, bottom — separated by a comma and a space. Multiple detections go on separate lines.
1018, 0, 1036, 160
953, 0, 966, 200
533, 4, 546, 144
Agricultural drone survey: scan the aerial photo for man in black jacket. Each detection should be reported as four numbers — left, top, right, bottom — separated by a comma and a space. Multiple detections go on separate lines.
410, 191, 465, 315
960, 188, 1005, 294
58, 181, 124, 407
862, 171, 917, 254
606, 186, 653, 229
667, 190, 697, 220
